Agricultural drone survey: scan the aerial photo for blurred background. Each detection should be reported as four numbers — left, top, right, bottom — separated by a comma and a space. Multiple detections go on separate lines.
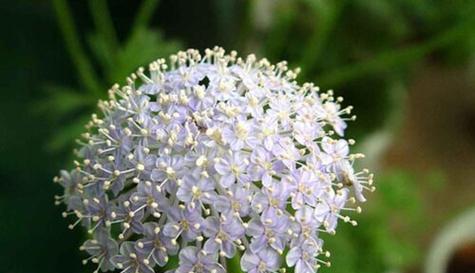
1, 0, 475, 273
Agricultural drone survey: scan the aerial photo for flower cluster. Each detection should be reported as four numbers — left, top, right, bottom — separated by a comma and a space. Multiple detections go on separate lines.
55, 47, 374, 273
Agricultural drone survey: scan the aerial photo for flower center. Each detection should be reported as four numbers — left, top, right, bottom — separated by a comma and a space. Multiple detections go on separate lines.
232, 201, 241, 212
231, 164, 241, 176
192, 186, 202, 198
235, 123, 248, 139
258, 261, 267, 272
180, 220, 190, 230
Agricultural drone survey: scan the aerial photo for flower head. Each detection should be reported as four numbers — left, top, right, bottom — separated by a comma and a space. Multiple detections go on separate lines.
55, 47, 374, 273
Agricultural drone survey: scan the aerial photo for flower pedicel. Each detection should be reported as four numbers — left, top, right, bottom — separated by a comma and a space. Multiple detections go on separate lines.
54, 47, 374, 273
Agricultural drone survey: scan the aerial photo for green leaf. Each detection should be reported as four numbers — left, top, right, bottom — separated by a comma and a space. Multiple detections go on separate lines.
298, 0, 346, 77
110, 27, 181, 84
227, 252, 244, 273
47, 114, 90, 151
51, 0, 102, 96
320, 227, 358, 273
88, 0, 119, 55
131, 0, 161, 39
88, 32, 117, 81
36, 85, 93, 118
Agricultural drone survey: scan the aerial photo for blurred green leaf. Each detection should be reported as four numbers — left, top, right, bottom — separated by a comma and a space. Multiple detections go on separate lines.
45, 0, 182, 153
227, 252, 244, 273
298, 0, 345, 77
88, 0, 119, 57
52, 0, 102, 96
110, 27, 181, 84
318, 20, 471, 87
87, 32, 116, 80
48, 115, 90, 151
37, 86, 93, 118
320, 227, 358, 273
264, 2, 297, 60
161, 255, 179, 272
131, 0, 161, 38
320, 169, 426, 273
354, 0, 409, 37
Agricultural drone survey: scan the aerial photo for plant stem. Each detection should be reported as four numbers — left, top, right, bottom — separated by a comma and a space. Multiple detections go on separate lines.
317, 22, 470, 87
88, 0, 119, 54
264, 3, 297, 60
131, 0, 160, 37
214, 0, 236, 48
298, 0, 346, 78
51, 0, 102, 97
226, 252, 244, 273
236, 0, 253, 53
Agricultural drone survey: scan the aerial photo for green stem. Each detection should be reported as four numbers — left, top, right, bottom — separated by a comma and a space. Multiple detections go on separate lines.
238, 0, 256, 53
51, 0, 102, 96
264, 4, 297, 60
88, 0, 119, 54
214, 0, 236, 48
317, 22, 469, 87
227, 252, 244, 273
298, 0, 346, 79
131, 0, 160, 37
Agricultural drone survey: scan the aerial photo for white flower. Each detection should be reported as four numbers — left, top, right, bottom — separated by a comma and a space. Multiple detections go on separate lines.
54, 47, 373, 273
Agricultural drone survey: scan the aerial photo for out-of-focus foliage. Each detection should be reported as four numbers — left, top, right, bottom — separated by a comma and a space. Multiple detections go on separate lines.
240, 0, 475, 138
321, 169, 432, 273
41, 0, 180, 151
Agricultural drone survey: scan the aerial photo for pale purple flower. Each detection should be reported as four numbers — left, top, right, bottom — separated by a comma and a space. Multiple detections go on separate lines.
203, 216, 245, 258
163, 207, 203, 242
209, 77, 239, 101
293, 206, 320, 244
257, 116, 280, 151
222, 119, 257, 150
214, 151, 249, 187
286, 240, 323, 273
322, 101, 348, 136
55, 48, 372, 273
167, 65, 205, 88
249, 147, 284, 187
247, 217, 289, 254
130, 145, 157, 175
151, 155, 185, 183
284, 169, 322, 209
131, 181, 169, 218
82, 196, 111, 231
176, 175, 217, 208
252, 182, 290, 216
314, 189, 350, 232
111, 242, 155, 273
214, 184, 252, 219
176, 246, 225, 273
188, 85, 216, 111
80, 227, 118, 272
336, 161, 374, 202
136, 222, 178, 266
321, 136, 349, 167
110, 199, 145, 236
267, 95, 293, 129
241, 248, 280, 273
55, 170, 81, 202
271, 137, 300, 170
292, 120, 322, 148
